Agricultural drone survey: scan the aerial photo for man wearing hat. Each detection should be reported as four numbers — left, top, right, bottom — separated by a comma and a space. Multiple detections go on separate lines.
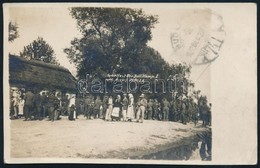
136, 94, 147, 123
47, 90, 59, 122
23, 88, 35, 121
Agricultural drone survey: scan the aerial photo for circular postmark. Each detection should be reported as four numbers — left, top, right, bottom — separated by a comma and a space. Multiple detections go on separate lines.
170, 9, 226, 65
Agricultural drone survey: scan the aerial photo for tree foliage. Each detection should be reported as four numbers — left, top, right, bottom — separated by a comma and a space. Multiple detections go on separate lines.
8, 21, 19, 42
64, 7, 159, 78
20, 37, 59, 65
65, 7, 206, 103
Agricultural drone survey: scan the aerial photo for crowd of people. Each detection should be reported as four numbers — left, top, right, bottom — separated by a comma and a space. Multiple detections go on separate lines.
10, 88, 212, 126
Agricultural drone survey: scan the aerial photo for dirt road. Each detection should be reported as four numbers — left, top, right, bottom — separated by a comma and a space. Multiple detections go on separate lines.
10, 116, 208, 160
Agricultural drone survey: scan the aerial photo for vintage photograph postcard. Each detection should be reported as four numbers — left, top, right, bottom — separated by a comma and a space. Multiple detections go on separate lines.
3, 3, 257, 164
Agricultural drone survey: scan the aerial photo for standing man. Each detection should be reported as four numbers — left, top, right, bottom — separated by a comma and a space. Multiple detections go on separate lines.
152, 99, 159, 120
102, 95, 108, 120
136, 94, 147, 123
34, 90, 42, 120
170, 98, 176, 122
105, 95, 113, 121
23, 88, 35, 121
162, 98, 170, 121
12, 89, 19, 119
146, 99, 153, 120
199, 100, 208, 127
47, 90, 59, 122
122, 94, 128, 121
18, 95, 25, 118
180, 98, 187, 125
207, 103, 212, 126
93, 96, 102, 119
84, 95, 90, 119
41, 92, 48, 119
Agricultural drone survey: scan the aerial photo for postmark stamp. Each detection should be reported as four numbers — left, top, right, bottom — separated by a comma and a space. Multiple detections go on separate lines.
170, 10, 226, 65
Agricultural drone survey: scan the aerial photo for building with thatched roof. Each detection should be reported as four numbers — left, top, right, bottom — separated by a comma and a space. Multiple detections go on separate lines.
9, 55, 77, 93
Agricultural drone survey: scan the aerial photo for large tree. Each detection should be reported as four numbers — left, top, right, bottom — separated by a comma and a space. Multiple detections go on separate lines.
64, 7, 159, 78
8, 21, 19, 42
20, 37, 59, 65
65, 7, 204, 103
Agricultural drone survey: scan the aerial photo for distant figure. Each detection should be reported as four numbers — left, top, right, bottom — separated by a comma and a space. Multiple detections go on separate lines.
89, 96, 95, 119
68, 104, 76, 121
34, 91, 42, 120
79, 101, 84, 116
162, 98, 170, 121
111, 95, 121, 121
18, 96, 25, 118
170, 99, 176, 122
152, 99, 159, 120
11, 89, 19, 119
192, 102, 199, 126
105, 95, 113, 121
24, 89, 35, 121
41, 92, 48, 119
207, 103, 212, 126
126, 93, 134, 122
102, 95, 108, 120
69, 94, 76, 120
136, 94, 147, 123
122, 94, 128, 121
84, 95, 91, 119
47, 90, 59, 122
199, 101, 208, 127
180, 98, 187, 125
147, 99, 153, 120
94, 96, 102, 119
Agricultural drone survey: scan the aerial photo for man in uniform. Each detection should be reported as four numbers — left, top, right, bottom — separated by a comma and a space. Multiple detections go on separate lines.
199, 100, 208, 126
180, 98, 187, 125
170, 98, 177, 122
207, 103, 212, 126
152, 99, 159, 120
93, 96, 102, 119
84, 95, 90, 119
23, 88, 35, 121
146, 99, 153, 120
47, 90, 59, 122
102, 95, 108, 120
34, 90, 42, 120
136, 94, 147, 123
41, 92, 48, 119
122, 94, 128, 121
162, 98, 170, 121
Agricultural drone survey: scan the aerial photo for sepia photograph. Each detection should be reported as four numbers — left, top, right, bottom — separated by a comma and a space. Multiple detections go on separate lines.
3, 3, 257, 164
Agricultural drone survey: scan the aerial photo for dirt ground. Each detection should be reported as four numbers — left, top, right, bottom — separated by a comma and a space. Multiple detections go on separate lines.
10, 115, 207, 160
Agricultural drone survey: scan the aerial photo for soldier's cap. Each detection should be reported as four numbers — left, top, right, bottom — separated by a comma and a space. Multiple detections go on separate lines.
140, 94, 145, 98
128, 93, 133, 98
